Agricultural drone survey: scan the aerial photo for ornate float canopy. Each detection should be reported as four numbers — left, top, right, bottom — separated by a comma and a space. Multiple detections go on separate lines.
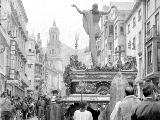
63, 55, 137, 99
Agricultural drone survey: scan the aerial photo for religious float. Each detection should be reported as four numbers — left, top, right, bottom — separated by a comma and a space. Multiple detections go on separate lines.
62, 54, 138, 104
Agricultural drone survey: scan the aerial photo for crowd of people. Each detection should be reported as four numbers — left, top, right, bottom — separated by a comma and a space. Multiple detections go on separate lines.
0, 91, 38, 120
110, 82, 160, 120
72, 82, 160, 120
0, 90, 63, 120
1, 82, 160, 120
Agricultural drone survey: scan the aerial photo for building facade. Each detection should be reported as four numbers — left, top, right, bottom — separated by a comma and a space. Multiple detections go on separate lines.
125, 0, 146, 80
25, 33, 45, 99
144, 0, 160, 87
45, 21, 64, 96
98, 2, 134, 66
0, 0, 29, 97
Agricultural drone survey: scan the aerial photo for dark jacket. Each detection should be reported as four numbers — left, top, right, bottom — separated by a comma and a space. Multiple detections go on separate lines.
87, 107, 100, 120
131, 97, 160, 120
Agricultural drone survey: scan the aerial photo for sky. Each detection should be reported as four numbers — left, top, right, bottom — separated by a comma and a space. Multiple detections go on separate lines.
23, 0, 134, 49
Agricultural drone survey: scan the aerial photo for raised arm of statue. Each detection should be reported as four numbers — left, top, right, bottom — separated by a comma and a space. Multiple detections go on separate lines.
71, 4, 84, 14
101, 6, 116, 15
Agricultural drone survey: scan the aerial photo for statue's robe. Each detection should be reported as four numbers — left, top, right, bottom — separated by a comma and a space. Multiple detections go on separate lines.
82, 10, 101, 66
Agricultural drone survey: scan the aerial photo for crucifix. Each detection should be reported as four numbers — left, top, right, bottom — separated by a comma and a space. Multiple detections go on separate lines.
115, 46, 125, 70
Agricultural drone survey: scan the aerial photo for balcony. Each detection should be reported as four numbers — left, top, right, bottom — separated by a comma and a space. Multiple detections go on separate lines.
10, 3, 28, 41
146, 26, 160, 43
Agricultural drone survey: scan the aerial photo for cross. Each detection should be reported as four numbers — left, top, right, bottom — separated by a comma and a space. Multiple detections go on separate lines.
115, 46, 125, 70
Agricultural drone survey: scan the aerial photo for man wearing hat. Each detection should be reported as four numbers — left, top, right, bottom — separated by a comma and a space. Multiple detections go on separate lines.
131, 82, 160, 120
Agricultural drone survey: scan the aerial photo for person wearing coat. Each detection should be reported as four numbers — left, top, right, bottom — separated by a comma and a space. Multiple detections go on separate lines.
131, 83, 160, 120
111, 86, 141, 120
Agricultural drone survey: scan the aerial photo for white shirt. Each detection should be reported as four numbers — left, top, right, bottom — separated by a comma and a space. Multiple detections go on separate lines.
73, 110, 93, 120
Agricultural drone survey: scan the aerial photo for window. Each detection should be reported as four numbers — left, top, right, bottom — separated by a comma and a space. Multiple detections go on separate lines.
128, 24, 130, 34
120, 26, 124, 35
109, 25, 114, 35
138, 9, 142, 21
147, 45, 152, 65
139, 31, 142, 50
157, 42, 160, 71
147, 21, 150, 36
155, 13, 159, 35
139, 58, 142, 78
133, 17, 136, 28
115, 25, 117, 38
156, 0, 158, 9
147, 0, 150, 11
108, 42, 112, 50
52, 49, 54, 55
132, 37, 136, 50
128, 41, 131, 49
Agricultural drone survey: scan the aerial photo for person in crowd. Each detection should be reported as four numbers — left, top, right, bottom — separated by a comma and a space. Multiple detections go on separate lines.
0, 92, 13, 120
87, 104, 100, 120
44, 95, 51, 120
37, 96, 45, 120
73, 101, 93, 120
131, 82, 160, 120
98, 104, 107, 120
14, 97, 22, 120
111, 86, 141, 120
50, 90, 62, 120
22, 98, 28, 120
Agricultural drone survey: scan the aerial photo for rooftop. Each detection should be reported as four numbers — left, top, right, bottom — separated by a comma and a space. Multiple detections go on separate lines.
110, 2, 135, 11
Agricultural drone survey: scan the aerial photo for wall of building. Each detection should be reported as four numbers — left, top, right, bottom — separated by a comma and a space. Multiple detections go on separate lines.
126, 2, 145, 79
0, 0, 29, 97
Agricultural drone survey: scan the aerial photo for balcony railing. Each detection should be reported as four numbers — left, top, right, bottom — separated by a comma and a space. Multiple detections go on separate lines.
146, 25, 160, 42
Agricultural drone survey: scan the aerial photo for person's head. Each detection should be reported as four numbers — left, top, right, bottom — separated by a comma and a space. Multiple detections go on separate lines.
52, 90, 59, 96
125, 86, 134, 96
143, 83, 154, 97
92, 3, 99, 13
79, 101, 87, 110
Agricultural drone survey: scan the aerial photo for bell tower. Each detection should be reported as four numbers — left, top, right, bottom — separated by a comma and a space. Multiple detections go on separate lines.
47, 20, 60, 58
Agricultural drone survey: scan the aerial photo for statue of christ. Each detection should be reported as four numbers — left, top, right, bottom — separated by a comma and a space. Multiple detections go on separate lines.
72, 3, 115, 66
